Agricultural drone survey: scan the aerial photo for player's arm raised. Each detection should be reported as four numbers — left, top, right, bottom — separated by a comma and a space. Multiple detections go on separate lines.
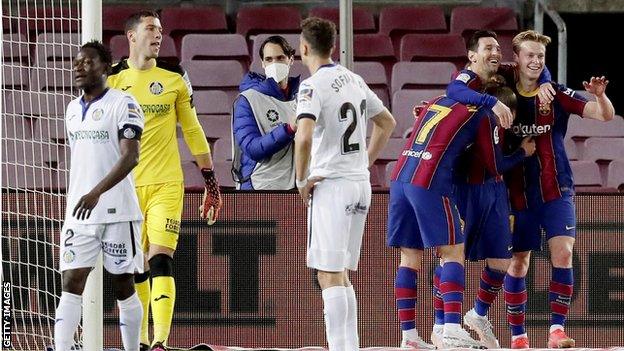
73, 126, 142, 220
367, 108, 396, 166
580, 76, 615, 122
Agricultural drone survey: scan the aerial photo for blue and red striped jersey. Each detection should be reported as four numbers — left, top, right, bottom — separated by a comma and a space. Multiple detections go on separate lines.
391, 96, 509, 196
464, 116, 526, 184
447, 69, 527, 184
504, 84, 587, 210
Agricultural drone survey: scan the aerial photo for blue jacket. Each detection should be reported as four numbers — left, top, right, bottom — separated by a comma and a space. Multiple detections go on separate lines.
232, 72, 300, 189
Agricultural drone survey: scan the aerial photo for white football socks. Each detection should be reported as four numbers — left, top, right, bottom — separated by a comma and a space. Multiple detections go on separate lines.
54, 291, 82, 351
118, 292, 143, 351
322, 286, 348, 351
344, 285, 359, 351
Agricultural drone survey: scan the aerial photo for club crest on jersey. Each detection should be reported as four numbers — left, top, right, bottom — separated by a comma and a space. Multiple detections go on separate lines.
149, 81, 164, 95
539, 103, 551, 116
92, 108, 104, 121
266, 109, 279, 123
63, 249, 75, 263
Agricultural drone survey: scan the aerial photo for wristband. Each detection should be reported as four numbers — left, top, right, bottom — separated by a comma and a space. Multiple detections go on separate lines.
296, 178, 307, 189
201, 168, 216, 185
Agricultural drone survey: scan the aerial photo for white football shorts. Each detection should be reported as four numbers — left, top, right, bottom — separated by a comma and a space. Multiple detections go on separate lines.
307, 178, 371, 272
59, 220, 144, 275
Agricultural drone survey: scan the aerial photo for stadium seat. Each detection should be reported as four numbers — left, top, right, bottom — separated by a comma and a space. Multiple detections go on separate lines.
102, 5, 146, 41
18, 7, 80, 38
354, 34, 396, 78
1, 163, 60, 190
354, 34, 395, 60
212, 136, 233, 161
181, 161, 205, 190
161, 7, 228, 42
181, 60, 245, 103
400, 34, 467, 69
213, 160, 235, 188
583, 137, 624, 162
34, 33, 81, 67
1, 112, 33, 140
567, 115, 624, 139
109, 34, 177, 63
450, 7, 518, 37
177, 138, 194, 162
391, 89, 445, 138
377, 138, 406, 162
33, 117, 66, 142
30, 67, 74, 92
2, 65, 30, 90
5, 91, 72, 117
308, 7, 376, 33
3, 139, 68, 166
564, 137, 577, 160
3, 17, 15, 35
2, 33, 29, 63
391, 61, 456, 95
570, 160, 603, 187
385, 160, 398, 187
236, 6, 302, 38
607, 159, 624, 190
450, 7, 518, 60
354, 61, 389, 108
197, 115, 231, 142
193, 90, 231, 116
181, 34, 249, 65
379, 6, 447, 57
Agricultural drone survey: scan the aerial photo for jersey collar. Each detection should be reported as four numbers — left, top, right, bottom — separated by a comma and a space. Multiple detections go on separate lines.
516, 82, 540, 97
80, 88, 109, 121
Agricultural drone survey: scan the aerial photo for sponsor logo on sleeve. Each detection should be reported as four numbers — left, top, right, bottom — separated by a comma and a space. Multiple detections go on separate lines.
456, 73, 471, 84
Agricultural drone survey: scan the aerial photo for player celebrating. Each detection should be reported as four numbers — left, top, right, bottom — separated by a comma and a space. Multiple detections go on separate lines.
453, 83, 535, 349
54, 41, 144, 351
436, 30, 546, 348
107, 11, 222, 350
294, 17, 396, 351
387, 82, 531, 348
448, 30, 615, 348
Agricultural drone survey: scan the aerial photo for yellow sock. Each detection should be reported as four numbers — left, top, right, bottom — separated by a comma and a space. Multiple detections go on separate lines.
151, 276, 175, 345
135, 277, 151, 345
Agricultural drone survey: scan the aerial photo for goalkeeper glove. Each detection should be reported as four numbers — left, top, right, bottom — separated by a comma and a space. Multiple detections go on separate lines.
199, 168, 222, 225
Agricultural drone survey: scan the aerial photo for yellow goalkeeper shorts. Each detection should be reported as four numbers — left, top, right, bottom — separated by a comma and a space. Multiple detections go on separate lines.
136, 182, 184, 251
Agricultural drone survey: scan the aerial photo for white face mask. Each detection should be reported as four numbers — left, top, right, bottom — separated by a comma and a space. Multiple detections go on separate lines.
264, 62, 290, 83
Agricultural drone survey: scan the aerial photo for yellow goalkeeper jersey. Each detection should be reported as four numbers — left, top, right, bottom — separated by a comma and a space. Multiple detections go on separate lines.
108, 59, 210, 186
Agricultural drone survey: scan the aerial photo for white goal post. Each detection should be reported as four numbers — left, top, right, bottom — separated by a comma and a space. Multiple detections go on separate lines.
1, 0, 102, 349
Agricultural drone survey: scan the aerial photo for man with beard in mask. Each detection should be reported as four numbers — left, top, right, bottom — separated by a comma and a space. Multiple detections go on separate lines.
232, 35, 300, 190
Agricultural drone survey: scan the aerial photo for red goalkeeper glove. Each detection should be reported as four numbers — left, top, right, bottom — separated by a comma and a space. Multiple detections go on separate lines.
199, 168, 222, 225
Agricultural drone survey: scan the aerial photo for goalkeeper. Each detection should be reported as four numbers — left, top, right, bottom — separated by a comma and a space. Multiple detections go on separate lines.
107, 10, 221, 351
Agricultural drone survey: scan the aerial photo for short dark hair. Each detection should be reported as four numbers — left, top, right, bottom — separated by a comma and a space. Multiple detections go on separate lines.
467, 30, 498, 51
301, 17, 336, 58
81, 40, 113, 72
485, 76, 517, 111
259, 35, 295, 60
125, 10, 160, 32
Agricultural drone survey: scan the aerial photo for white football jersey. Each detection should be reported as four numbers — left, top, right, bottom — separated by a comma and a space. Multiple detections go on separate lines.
296, 64, 385, 180
64, 88, 144, 224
